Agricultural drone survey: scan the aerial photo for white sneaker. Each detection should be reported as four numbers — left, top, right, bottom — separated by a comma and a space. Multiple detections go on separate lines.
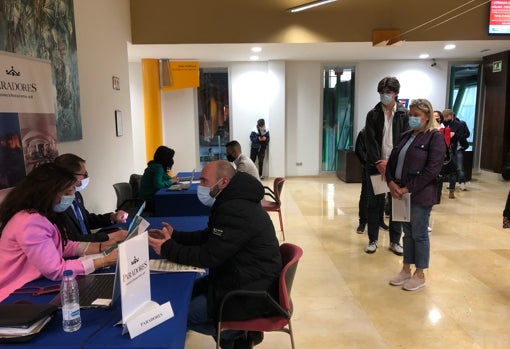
428, 226, 432, 232
459, 182, 467, 191
364, 241, 378, 254
389, 242, 403, 256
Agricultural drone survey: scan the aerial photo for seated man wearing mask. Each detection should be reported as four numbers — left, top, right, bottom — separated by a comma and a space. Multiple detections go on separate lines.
148, 160, 281, 349
54, 154, 128, 243
225, 140, 260, 181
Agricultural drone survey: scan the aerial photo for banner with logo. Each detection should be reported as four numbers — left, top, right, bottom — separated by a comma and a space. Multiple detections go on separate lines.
0, 51, 57, 197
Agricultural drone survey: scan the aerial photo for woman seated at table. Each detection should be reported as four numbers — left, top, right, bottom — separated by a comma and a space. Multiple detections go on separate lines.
140, 145, 177, 212
0, 163, 119, 302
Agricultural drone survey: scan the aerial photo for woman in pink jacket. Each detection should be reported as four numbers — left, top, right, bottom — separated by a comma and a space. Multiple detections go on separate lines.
0, 163, 118, 302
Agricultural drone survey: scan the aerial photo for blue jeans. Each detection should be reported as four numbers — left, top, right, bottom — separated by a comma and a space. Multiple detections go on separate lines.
188, 294, 245, 349
402, 204, 432, 269
448, 148, 465, 189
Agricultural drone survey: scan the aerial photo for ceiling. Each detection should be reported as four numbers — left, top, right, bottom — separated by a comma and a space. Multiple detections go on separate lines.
127, 0, 510, 63
127, 40, 510, 63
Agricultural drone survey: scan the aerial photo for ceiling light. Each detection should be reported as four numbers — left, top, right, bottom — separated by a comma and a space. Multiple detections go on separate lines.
251, 47, 262, 53
249, 55, 259, 61
287, 0, 337, 13
419, 53, 430, 59
444, 44, 456, 50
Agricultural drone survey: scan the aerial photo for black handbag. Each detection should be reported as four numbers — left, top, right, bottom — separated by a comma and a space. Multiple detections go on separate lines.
440, 144, 457, 176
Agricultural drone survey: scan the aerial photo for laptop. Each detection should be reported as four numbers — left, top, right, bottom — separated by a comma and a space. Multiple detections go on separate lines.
49, 202, 147, 309
50, 264, 120, 309
168, 169, 195, 191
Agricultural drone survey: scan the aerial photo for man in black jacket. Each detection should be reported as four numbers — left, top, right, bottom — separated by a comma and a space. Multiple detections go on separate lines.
148, 160, 282, 349
364, 76, 409, 255
54, 154, 127, 244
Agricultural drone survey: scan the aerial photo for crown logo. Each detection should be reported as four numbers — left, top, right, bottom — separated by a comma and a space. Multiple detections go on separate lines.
6, 66, 20, 76
131, 256, 139, 265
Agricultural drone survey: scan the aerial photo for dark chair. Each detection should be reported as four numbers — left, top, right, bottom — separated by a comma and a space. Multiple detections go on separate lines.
112, 182, 144, 217
129, 174, 142, 199
216, 242, 303, 349
261, 177, 286, 240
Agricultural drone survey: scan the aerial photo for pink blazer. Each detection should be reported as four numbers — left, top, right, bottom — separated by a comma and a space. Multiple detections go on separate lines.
0, 211, 86, 302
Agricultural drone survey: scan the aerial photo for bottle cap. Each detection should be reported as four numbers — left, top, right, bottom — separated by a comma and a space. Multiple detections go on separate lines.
63, 270, 73, 277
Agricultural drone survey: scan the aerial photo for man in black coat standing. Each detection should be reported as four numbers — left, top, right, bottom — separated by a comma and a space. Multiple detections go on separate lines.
148, 160, 282, 349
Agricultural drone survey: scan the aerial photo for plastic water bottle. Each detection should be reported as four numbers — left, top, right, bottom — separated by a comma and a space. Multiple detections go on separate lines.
61, 270, 81, 332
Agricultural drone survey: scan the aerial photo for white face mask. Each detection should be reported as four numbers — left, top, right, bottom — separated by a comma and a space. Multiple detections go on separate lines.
196, 179, 222, 207
75, 177, 90, 192
380, 93, 394, 106
53, 194, 75, 212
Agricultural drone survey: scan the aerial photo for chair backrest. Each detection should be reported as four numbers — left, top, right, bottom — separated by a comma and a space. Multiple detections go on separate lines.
273, 177, 286, 203
278, 242, 303, 312
113, 182, 133, 209
129, 174, 142, 199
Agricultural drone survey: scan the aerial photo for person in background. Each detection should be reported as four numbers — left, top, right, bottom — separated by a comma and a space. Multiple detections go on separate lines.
250, 118, 270, 180
386, 99, 445, 291
363, 76, 409, 255
148, 160, 281, 349
0, 163, 118, 302
140, 145, 177, 212
354, 128, 388, 234
54, 154, 128, 243
225, 140, 260, 181
442, 109, 470, 196
433, 110, 451, 203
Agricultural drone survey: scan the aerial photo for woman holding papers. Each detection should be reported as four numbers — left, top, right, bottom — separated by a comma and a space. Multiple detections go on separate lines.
385, 99, 445, 291
0, 163, 118, 302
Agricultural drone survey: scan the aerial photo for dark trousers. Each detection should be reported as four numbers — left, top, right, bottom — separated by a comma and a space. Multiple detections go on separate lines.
250, 147, 266, 176
504, 190, 510, 217
359, 166, 385, 225
364, 168, 402, 244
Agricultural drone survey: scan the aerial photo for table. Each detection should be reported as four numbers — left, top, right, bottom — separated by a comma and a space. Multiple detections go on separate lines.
176, 171, 201, 180
1, 273, 196, 349
1, 216, 210, 349
154, 183, 210, 217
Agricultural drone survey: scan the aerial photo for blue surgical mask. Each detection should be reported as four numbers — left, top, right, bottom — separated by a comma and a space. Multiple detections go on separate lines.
53, 195, 75, 212
197, 179, 222, 207
408, 116, 422, 130
75, 177, 90, 192
380, 93, 393, 106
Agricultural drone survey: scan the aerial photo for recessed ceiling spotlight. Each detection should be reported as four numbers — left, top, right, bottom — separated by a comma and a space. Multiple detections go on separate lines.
251, 47, 262, 53
419, 53, 430, 59
249, 55, 259, 61
444, 44, 456, 50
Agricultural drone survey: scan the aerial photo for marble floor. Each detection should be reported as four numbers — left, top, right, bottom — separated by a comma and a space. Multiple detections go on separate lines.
185, 172, 510, 349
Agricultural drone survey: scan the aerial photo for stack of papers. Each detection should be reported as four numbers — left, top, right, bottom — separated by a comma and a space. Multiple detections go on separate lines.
0, 315, 54, 342
149, 259, 205, 274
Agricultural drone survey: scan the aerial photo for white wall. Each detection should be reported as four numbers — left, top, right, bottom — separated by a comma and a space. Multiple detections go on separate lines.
355, 60, 449, 134
59, 0, 134, 213
128, 62, 146, 173
128, 59, 450, 180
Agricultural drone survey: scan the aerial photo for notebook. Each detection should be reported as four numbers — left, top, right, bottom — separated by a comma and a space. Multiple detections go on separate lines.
168, 169, 195, 191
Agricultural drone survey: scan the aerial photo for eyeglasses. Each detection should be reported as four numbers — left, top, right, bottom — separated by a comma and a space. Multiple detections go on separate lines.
13, 284, 60, 296
73, 172, 89, 178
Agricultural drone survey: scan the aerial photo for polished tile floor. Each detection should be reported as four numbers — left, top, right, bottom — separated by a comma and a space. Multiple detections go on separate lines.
185, 172, 510, 348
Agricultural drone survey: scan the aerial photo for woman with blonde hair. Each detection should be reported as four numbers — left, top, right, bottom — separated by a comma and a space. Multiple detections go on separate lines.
385, 99, 445, 291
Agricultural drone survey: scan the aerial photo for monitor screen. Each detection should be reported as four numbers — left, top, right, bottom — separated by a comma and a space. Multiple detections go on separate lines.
489, 0, 510, 34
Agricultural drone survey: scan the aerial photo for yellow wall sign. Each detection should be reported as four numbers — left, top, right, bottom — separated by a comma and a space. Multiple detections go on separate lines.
161, 61, 199, 91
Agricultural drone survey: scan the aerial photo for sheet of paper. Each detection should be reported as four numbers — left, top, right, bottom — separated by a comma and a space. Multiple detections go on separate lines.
370, 174, 389, 195
392, 193, 411, 222
149, 259, 205, 274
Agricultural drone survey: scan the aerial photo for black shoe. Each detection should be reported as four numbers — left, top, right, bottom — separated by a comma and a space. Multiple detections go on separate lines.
379, 222, 389, 231
248, 331, 264, 346
356, 223, 366, 234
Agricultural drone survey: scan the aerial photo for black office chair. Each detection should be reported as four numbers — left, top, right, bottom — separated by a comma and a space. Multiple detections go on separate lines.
112, 182, 144, 217
129, 174, 142, 200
